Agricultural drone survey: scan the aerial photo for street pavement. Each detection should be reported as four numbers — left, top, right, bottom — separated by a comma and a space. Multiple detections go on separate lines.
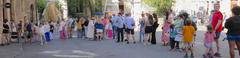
0, 25, 239, 58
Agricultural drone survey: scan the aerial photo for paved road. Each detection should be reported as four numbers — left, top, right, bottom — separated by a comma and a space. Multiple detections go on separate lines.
0, 26, 239, 58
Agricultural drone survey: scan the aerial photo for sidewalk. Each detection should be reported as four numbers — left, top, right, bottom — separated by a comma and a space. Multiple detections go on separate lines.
0, 43, 23, 58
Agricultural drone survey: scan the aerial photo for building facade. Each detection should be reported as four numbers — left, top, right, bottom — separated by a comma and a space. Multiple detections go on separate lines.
0, 0, 37, 40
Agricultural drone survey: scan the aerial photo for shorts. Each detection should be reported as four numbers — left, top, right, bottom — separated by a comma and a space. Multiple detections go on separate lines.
125, 29, 134, 34
204, 43, 213, 48
184, 42, 193, 48
145, 26, 153, 33
96, 29, 103, 33
227, 35, 240, 41
215, 32, 221, 39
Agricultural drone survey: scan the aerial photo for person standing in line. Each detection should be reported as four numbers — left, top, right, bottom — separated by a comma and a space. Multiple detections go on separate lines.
1, 19, 10, 46
174, 14, 184, 51
139, 13, 145, 43
105, 19, 113, 40
124, 13, 136, 44
86, 16, 95, 40
40, 23, 46, 45
11, 20, 18, 43
182, 20, 196, 58
111, 14, 118, 39
144, 13, 153, 45
116, 13, 125, 43
208, 10, 215, 25
203, 25, 216, 58
211, 3, 223, 57
161, 15, 172, 46
77, 17, 84, 39
17, 21, 24, 41
59, 19, 66, 40
26, 21, 33, 43
67, 16, 74, 39
224, 6, 240, 58
44, 22, 51, 42
50, 21, 54, 33
83, 17, 89, 39
169, 24, 177, 51
151, 13, 159, 45
95, 18, 104, 41
32, 23, 38, 42
102, 16, 108, 39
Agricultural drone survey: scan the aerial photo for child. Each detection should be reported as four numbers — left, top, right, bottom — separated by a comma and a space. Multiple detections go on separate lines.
203, 25, 216, 58
161, 19, 171, 46
105, 20, 113, 40
95, 18, 104, 41
182, 20, 196, 58
169, 24, 178, 51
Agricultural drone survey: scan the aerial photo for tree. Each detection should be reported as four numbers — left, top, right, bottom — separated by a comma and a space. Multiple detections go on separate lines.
67, 0, 104, 18
143, 0, 175, 16
37, 0, 47, 13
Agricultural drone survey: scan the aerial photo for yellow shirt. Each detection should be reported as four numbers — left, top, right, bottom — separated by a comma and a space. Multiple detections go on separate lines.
183, 26, 195, 43
77, 21, 83, 30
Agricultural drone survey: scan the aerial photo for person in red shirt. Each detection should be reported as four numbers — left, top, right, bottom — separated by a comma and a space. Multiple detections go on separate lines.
211, 3, 223, 57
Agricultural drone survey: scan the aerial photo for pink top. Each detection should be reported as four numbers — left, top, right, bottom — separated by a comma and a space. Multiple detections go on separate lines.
204, 32, 216, 44
162, 22, 171, 32
102, 18, 108, 26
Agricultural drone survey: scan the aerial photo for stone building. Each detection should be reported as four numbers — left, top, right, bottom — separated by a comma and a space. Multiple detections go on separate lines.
0, 0, 37, 39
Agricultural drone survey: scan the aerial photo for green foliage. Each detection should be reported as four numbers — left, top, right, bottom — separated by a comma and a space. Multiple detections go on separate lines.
143, 0, 174, 15
55, 0, 61, 10
67, 0, 104, 17
37, 0, 47, 13
95, 0, 103, 12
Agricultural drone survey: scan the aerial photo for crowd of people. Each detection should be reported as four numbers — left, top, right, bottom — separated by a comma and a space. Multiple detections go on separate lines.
1, 2, 240, 58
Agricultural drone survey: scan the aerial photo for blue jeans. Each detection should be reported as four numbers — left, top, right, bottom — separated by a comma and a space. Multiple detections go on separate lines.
112, 26, 118, 39
139, 29, 144, 42
77, 29, 83, 38
45, 32, 51, 42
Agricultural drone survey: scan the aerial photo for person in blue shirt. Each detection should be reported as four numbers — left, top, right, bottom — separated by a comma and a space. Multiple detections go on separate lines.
95, 19, 104, 41
116, 13, 124, 42
169, 24, 178, 51
111, 14, 118, 39
139, 14, 145, 43
124, 13, 136, 44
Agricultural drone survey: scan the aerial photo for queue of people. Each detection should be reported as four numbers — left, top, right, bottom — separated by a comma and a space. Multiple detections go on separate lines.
0, 3, 240, 58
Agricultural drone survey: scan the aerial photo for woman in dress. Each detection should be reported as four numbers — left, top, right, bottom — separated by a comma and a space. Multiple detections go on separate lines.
86, 16, 95, 40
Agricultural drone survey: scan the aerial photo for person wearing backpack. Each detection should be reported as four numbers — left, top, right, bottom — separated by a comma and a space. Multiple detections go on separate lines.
26, 21, 33, 43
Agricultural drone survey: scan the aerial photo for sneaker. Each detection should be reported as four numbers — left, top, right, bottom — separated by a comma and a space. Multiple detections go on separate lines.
184, 54, 188, 58
190, 53, 194, 58
133, 42, 136, 44
214, 52, 221, 57
203, 54, 207, 58
127, 42, 129, 44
